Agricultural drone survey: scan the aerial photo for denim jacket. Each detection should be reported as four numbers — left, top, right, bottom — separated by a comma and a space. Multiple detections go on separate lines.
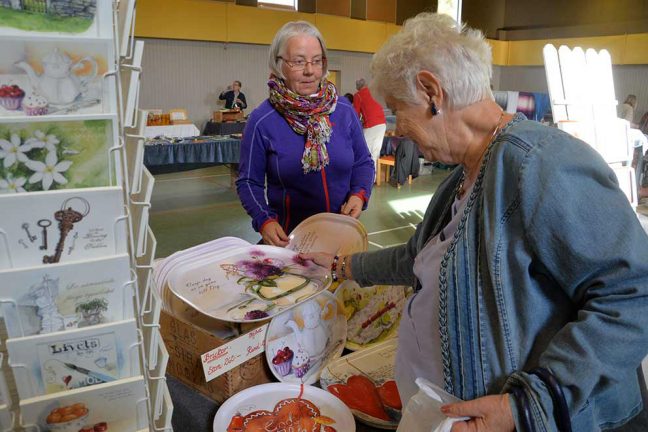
352, 115, 648, 431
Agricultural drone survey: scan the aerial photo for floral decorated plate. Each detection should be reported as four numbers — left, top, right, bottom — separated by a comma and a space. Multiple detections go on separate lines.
265, 291, 346, 385
287, 213, 368, 255
334, 281, 413, 351
213, 383, 355, 432
320, 339, 401, 429
167, 245, 331, 322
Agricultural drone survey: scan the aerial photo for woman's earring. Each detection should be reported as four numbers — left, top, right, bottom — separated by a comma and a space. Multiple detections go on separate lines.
430, 103, 440, 116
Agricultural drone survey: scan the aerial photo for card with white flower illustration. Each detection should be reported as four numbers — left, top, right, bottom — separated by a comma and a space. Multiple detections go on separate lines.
0, 1, 113, 39
0, 253, 134, 338
0, 38, 116, 118
0, 116, 119, 193
0, 186, 128, 270
167, 245, 331, 323
19, 375, 148, 432
7, 318, 140, 399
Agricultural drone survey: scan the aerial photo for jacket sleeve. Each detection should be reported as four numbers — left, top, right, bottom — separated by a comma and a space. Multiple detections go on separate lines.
512, 134, 648, 430
236, 119, 276, 232
351, 221, 420, 287
347, 108, 375, 209
219, 91, 227, 101
239, 93, 248, 109
352, 92, 362, 117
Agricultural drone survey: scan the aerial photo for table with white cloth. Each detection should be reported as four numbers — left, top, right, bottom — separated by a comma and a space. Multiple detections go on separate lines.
144, 123, 201, 138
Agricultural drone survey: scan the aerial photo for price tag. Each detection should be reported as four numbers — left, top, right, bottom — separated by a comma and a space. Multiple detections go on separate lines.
201, 324, 268, 382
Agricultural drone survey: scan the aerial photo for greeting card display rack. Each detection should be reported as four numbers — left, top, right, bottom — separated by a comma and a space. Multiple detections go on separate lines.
0, 1, 171, 430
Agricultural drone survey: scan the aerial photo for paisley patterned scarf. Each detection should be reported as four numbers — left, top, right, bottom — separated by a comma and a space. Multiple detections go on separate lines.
268, 75, 338, 173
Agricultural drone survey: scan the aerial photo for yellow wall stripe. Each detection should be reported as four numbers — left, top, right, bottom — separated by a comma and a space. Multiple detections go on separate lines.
135, 0, 648, 65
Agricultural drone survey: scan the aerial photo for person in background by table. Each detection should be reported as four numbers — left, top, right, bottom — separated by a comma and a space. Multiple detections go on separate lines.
353, 77, 386, 174
343, 92, 354, 104
236, 21, 374, 247
619, 94, 637, 126
302, 12, 648, 431
219, 80, 247, 110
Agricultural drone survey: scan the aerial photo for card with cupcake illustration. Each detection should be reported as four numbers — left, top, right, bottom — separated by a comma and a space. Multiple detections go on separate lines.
0, 116, 120, 193
0, 39, 116, 117
0, 187, 129, 270
0, 254, 134, 339
19, 375, 148, 432
0, 1, 113, 39
7, 318, 141, 399
264, 291, 346, 385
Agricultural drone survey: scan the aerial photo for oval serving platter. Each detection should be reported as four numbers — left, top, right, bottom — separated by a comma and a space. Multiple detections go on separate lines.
320, 338, 401, 429
167, 245, 331, 323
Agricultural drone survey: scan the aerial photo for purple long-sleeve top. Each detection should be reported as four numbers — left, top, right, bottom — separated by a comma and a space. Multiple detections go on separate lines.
236, 97, 375, 234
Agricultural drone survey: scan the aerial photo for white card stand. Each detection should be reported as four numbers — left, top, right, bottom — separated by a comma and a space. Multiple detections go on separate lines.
120, 40, 145, 129
116, 0, 138, 59
136, 226, 158, 320
131, 167, 155, 258
147, 336, 169, 421
0, 354, 15, 432
153, 383, 173, 431
141, 289, 163, 371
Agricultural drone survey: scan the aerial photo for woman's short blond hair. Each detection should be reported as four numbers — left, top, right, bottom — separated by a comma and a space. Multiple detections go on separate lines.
370, 13, 493, 110
268, 21, 329, 80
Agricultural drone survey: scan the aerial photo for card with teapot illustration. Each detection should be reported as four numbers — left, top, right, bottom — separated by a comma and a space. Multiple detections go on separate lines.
0, 1, 113, 39
7, 318, 141, 399
19, 375, 148, 432
0, 253, 134, 338
0, 38, 116, 118
0, 187, 128, 270
0, 115, 121, 193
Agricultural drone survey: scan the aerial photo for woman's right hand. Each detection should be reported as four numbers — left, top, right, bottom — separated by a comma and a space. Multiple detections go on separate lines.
299, 252, 336, 269
261, 221, 289, 247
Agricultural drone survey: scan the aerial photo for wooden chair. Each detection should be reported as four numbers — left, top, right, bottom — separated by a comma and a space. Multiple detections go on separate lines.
376, 155, 412, 187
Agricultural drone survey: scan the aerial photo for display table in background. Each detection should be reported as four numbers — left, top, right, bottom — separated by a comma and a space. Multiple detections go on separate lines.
202, 120, 246, 136
144, 136, 241, 179
144, 123, 201, 138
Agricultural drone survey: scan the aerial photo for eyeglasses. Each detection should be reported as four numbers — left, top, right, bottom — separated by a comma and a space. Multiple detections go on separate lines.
277, 57, 326, 70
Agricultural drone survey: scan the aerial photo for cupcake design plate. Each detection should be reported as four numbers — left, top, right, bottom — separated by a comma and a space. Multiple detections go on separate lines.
213, 383, 355, 432
320, 339, 401, 429
335, 281, 413, 351
167, 245, 331, 323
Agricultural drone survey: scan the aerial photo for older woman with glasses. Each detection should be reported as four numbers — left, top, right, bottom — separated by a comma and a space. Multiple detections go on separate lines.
237, 21, 374, 246
303, 13, 648, 432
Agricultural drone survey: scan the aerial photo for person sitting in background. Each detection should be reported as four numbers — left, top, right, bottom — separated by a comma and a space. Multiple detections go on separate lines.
353, 78, 386, 174
619, 94, 637, 126
343, 92, 354, 104
219, 80, 247, 110
303, 12, 648, 431
236, 21, 374, 247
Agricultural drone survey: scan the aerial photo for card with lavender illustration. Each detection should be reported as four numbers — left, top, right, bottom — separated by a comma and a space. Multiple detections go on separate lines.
0, 254, 134, 338
0, 187, 128, 270
167, 245, 331, 323
0, 116, 119, 193
0, 1, 113, 38
20, 375, 148, 432
7, 318, 140, 399
0, 39, 116, 117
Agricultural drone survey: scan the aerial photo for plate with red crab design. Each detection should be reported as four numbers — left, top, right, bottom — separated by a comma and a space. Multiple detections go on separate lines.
167, 245, 331, 322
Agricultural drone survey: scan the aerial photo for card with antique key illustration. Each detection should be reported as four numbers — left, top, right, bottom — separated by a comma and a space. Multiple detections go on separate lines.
7, 318, 140, 399
0, 254, 134, 338
0, 186, 128, 270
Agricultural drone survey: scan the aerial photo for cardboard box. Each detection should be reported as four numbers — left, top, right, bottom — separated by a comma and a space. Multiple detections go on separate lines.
160, 309, 273, 404
213, 110, 244, 122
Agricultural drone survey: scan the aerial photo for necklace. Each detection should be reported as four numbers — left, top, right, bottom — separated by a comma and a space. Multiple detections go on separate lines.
456, 110, 505, 199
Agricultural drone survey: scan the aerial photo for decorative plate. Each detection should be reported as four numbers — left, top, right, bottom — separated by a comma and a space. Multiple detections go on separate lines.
334, 281, 412, 351
265, 291, 346, 385
320, 339, 401, 429
213, 383, 355, 432
288, 213, 368, 256
167, 245, 330, 322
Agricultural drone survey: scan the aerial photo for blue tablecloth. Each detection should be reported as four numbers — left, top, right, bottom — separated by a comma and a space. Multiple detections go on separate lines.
144, 136, 241, 174
202, 120, 246, 136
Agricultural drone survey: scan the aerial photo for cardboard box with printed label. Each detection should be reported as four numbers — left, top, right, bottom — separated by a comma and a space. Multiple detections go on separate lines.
159, 309, 272, 404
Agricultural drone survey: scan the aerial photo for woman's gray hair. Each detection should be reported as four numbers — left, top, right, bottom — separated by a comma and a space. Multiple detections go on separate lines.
370, 13, 493, 110
268, 21, 328, 80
